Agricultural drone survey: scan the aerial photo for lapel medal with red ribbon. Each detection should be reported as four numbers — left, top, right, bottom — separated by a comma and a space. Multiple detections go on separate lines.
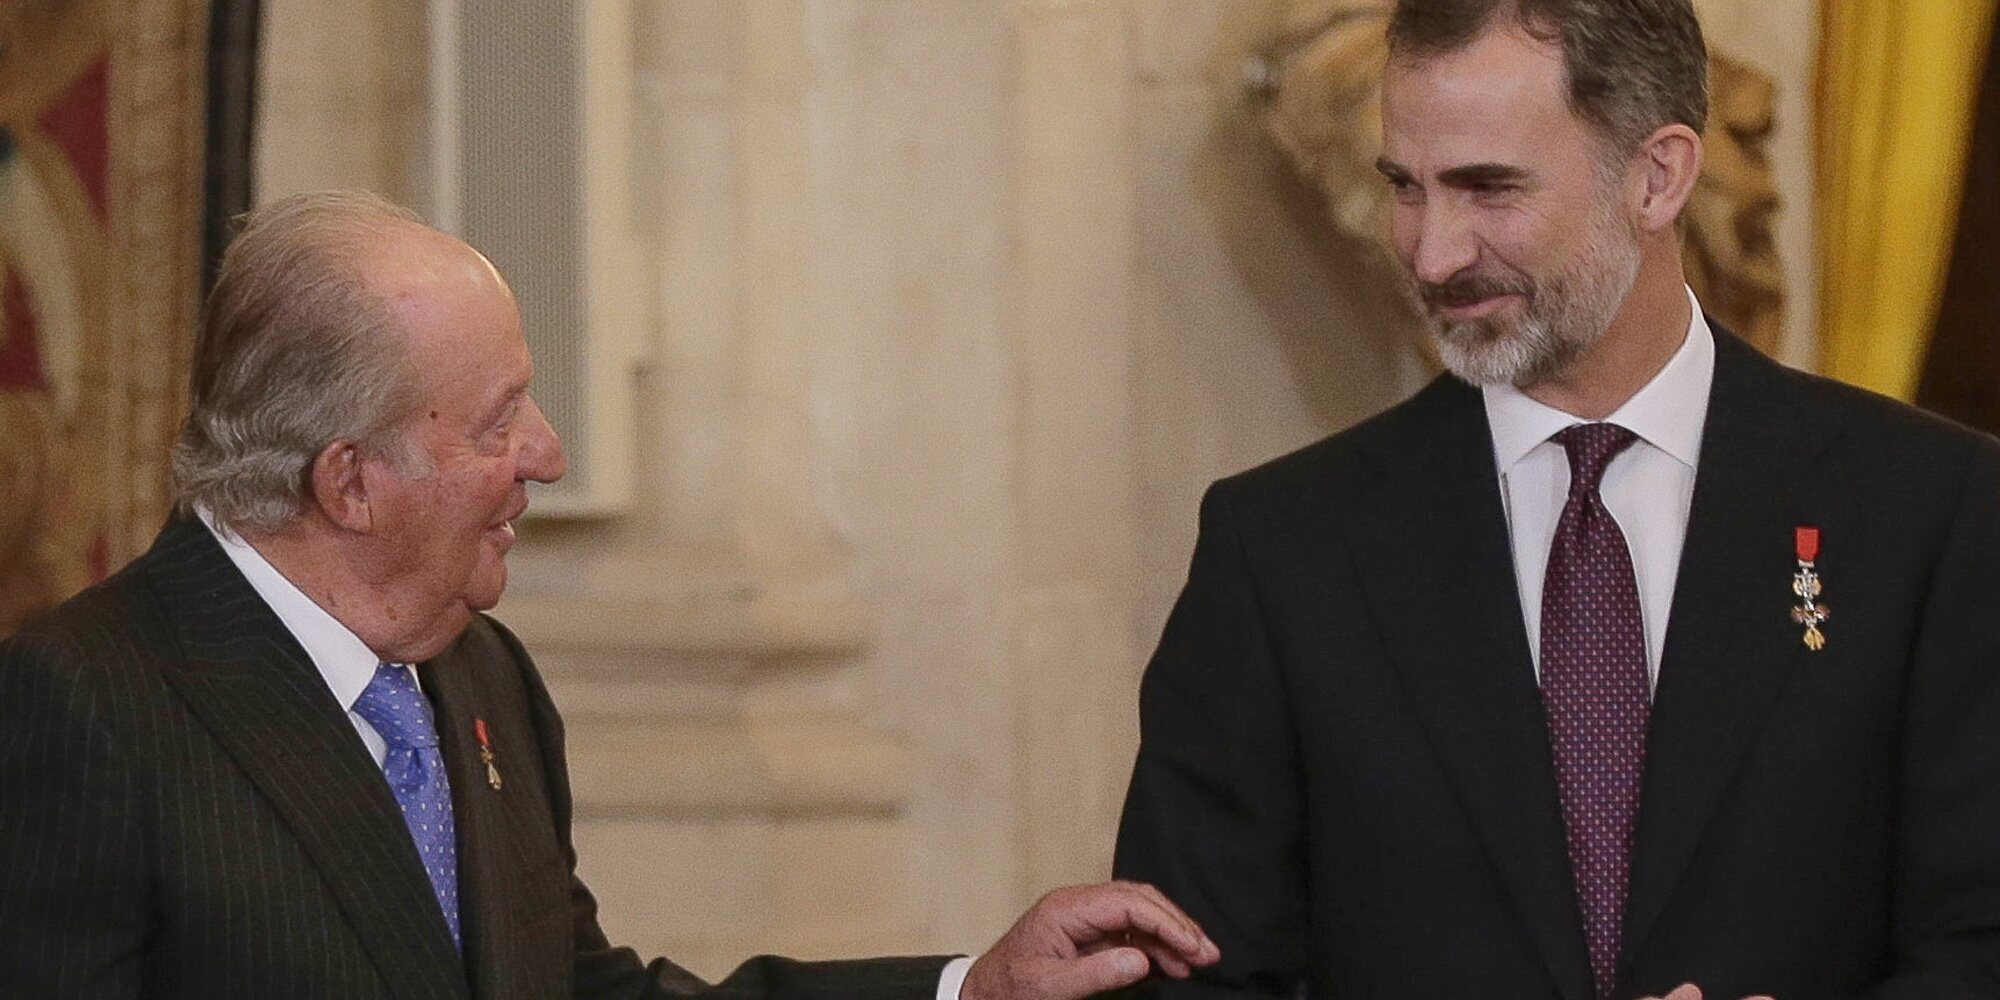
1791, 526, 1829, 651
474, 718, 503, 791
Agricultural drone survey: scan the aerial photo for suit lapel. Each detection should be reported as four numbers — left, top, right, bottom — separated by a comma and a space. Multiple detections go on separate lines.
145, 518, 470, 1000
1620, 331, 1842, 969
1342, 377, 1595, 1000
419, 640, 565, 1000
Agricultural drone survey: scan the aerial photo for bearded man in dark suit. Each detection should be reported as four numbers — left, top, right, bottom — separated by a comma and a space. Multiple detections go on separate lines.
0, 190, 1219, 1000
1112, 1, 2000, 998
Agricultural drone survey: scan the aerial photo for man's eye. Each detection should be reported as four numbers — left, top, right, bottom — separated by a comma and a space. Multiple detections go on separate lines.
480, 414, 515, 448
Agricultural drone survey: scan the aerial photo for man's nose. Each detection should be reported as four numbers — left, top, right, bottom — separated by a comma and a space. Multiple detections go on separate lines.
1405, 202, 1481, 286
517, 395, 567, 484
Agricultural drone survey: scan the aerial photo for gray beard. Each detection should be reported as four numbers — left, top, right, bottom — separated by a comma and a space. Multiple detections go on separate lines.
1423, 208, 1643, 388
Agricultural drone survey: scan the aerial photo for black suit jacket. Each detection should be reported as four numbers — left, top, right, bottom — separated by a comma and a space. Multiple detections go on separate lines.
0, 516, 951, 999
1113, 330, 2000, 999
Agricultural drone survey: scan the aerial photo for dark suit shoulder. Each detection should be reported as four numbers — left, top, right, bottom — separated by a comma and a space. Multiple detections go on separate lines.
1722, 349, 2000, 522
2, 542, 183, 716
1788, 361, 1998, 459
12, 543, 164, 641
1210, 373, 1477, 512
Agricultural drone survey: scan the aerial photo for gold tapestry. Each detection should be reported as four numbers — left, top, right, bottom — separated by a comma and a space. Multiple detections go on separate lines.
0, 0, 208, 635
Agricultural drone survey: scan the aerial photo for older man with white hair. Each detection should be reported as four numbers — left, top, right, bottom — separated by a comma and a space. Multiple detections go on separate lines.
0, 190, 1218, 1000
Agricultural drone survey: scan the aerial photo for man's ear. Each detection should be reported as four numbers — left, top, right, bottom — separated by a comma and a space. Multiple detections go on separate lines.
308, 440, 374, 533
1636, 123, 1703, 235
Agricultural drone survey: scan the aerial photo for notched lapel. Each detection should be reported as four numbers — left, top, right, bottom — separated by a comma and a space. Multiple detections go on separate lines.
1621, 333, 1844, 969
1341, 378, 1595, 1000
145, 519, 471, 1000
419, 637, 568, 1000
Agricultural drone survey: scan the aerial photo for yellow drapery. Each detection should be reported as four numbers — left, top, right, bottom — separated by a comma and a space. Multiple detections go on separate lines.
1818, 0, 1997, 400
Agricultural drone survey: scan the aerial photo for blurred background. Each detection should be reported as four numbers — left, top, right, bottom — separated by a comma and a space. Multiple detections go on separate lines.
4, 0, 1995, 977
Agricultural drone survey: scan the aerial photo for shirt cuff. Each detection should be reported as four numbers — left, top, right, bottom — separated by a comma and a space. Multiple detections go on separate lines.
937, 955, 976, 1000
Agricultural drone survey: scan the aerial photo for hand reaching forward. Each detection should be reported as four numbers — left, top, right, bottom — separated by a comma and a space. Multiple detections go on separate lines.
1645, 984, 1776, 1000
960, 881, 1221, 1000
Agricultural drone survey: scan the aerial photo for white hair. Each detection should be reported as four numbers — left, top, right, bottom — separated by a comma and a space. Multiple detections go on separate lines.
172, 190, 433, 535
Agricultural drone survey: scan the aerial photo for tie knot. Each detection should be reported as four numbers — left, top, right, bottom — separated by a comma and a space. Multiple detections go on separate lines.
1553, 422, 1638, 494
352, 664, 440, 749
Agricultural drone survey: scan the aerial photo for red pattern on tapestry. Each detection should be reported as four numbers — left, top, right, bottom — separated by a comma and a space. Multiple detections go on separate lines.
34, 58, 111, 223
0, 268, 48, 392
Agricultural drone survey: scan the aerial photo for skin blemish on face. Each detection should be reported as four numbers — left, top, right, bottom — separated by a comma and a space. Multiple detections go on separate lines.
430, 410, 439, 420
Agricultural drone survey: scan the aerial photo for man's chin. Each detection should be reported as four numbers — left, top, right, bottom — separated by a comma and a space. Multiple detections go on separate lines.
1434, 323, 1528, 385
467, 583, 506, 614
1430, 316, 1590, 389
465, 557, 509, 613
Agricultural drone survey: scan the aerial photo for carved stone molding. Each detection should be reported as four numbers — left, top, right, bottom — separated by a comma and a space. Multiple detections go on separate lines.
559, 715, 911, 822
498, 593, 912, 824
498, 593, 873, 673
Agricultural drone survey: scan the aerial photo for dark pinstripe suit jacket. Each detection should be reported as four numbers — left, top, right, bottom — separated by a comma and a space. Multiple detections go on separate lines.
0, 517, 952, 999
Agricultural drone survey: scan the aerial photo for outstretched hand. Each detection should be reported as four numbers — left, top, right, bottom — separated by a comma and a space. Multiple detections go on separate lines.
1645, 984, 1776, 1000
960, 881, 1221, 1000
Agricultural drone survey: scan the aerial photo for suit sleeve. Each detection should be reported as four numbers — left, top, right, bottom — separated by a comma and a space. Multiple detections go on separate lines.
1865, 438, 2000, 998
0, 633, 150, 997
1113, 482, 1308, 997
487, 623, 954, 1000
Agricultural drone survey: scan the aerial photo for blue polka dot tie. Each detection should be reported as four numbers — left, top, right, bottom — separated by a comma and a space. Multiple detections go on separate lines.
353, 663, 460, 948
1540, 423, 1649, 1000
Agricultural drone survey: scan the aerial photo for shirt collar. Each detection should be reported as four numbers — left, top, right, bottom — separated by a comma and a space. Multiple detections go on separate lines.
196, 507, 385, 713
1482, 285, 1715, 473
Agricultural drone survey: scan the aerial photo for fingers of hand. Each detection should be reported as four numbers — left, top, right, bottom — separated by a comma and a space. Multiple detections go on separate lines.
1127, 881, 1220, 963
1646, 983, 1771, 1000
1045, 882, 1218, 966
1047, 946, 1151, 998
1079, 932, 1195, 979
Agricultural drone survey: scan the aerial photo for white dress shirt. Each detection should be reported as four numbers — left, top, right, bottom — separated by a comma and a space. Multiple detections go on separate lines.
200, 508, 411, 766
1483, 287, 1716, 687
198, 509, 978, 996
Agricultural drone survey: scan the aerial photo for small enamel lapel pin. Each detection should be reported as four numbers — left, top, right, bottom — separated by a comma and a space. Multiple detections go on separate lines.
474, 718, 503, 790
1791, 526, 1830, 651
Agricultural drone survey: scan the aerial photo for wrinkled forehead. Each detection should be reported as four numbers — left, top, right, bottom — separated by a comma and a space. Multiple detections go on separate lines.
1380, 27, 1582, 170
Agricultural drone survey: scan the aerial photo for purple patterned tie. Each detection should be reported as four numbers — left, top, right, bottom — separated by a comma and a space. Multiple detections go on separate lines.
1540, 423, 1649, 1000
